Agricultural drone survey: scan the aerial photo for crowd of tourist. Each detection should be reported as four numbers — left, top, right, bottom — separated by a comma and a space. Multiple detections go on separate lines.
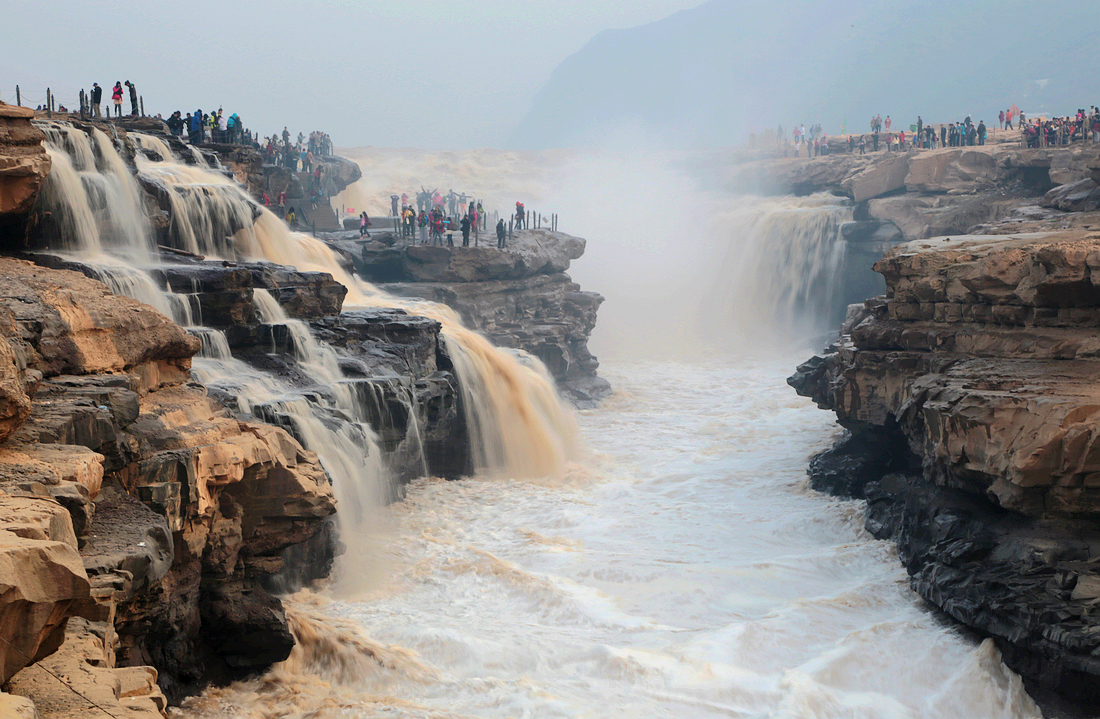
362, 189, 530, 249
259, 129, 334, 170
388, 193, 490, 247
1022, 107, 1100, 148
768, 103, 1100, 160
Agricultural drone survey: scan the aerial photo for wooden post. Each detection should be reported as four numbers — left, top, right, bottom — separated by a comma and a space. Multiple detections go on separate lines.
79, 89, 85, 119
15, 86, 20, 106
508, 219, 513, 243
46, 88, 51, 117
140, 96, 145, 117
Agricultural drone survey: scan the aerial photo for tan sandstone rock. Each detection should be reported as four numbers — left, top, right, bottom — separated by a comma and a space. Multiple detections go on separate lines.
8, 619, 166, 719
0, 103, 51, 216
0, 494, 90, 683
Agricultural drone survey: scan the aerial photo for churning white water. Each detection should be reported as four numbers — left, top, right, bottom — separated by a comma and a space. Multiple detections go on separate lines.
29, 129, 1042, 716
175, 355, 1041, 719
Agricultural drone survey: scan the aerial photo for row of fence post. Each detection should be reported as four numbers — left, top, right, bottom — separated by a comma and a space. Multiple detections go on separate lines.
10, 86, 145, 119
511, 211, 558, 231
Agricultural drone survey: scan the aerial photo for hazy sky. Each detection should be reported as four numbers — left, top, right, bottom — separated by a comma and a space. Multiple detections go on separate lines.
4, 0, 704, 149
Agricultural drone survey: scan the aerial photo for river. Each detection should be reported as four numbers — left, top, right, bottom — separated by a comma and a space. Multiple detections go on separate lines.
175, 354, 1041, 719
30, 130, 1042, 717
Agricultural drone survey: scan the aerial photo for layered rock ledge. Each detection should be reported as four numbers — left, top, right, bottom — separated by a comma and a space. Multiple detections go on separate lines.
322, 227, 610, 405
0, 258, 337, 714
790, 227, 1100, 710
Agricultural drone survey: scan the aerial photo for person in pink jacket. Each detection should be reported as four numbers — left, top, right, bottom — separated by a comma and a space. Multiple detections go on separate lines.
111, 81, 123, 118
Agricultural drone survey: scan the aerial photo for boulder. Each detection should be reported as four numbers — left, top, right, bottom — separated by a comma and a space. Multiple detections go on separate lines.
846, 154, 909, 202
1041, 178, 1100, 213
0, 103, 51, 216
0, 493, 89, 683
905, 149, 1002, 193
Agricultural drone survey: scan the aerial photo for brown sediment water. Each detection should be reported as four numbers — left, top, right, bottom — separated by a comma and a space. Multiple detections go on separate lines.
34, 129, 1046, 718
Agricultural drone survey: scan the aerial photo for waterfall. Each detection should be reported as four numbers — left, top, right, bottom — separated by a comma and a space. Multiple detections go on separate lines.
37, 123, 152, 258
33, 123, 393, 591
714, 194, 853, 341
32, 121, 583, 596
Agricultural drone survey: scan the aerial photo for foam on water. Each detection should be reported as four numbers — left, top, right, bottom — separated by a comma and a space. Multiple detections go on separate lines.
174, 356, 1044, 719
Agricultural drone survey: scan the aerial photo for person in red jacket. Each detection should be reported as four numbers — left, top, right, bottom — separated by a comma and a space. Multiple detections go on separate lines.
111, 82, 123, 118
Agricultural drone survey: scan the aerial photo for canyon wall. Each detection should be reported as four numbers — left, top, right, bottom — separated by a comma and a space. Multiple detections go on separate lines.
0, 112, 604, 716
786, 140, 1100, 709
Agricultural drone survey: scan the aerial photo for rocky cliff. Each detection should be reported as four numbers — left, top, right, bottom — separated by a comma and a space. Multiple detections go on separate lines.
0, 115, 604, 715
322, 228, 610, 405
0, 258, 338, 716
0, 103, 50, 244
788, 140, 1100, 710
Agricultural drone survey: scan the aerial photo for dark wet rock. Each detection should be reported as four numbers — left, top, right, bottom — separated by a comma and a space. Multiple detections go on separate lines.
1041, 179, 1100, 213
791, 227, 1100, 711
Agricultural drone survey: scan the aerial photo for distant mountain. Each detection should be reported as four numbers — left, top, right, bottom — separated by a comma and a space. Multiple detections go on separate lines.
507, 0, 1098, 149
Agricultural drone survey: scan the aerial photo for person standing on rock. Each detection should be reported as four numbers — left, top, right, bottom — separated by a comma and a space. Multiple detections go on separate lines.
124, 81, 138, 116
1005, 109, 1014, 130
978, 120, 987, 146
359, 211, 371, 238
190, 108, 203, 144
111, 82, 123, 117
418, 210, 428, 244
885, 116, 891, 131
496, 218, 506, 248
859, 135, 866, 155
90, 83, 102, 118
999, 110, 1005, 130
460, 213, 471, 247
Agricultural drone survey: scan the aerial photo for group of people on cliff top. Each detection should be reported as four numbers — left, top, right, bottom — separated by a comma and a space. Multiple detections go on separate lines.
374, 189, 523, 250
166, 108, 248, 145
261, 130, 333, 170
1021, 108, 1100, 148
85, 81, 138, 118
768, 103, 1100, 160
392, 193, 489, 247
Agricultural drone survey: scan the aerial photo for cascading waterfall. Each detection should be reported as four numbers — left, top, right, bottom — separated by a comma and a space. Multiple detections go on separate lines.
37, 124, 152, 257
135, 155, 261, 258
34, 124, 395, 592
32, 121, 582, 592
715, 195, 853, 340
28, 132, 1051, 718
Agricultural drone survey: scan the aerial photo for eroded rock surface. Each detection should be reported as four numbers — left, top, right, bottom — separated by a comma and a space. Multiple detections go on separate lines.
0, 257, 336, 709
0, 103, 51, 217
790, 230, 1100, 709
321, 229, 609, 404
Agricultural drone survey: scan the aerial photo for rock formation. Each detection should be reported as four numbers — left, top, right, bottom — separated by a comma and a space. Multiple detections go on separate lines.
322, 228, 610, 405
0, 114, 606, 715
0, 258, 338, 712
789, 190, 1100, 707
0, 103, 51, 244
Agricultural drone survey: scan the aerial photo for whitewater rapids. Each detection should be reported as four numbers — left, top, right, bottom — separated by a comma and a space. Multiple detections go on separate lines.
175, 355, 1041, 719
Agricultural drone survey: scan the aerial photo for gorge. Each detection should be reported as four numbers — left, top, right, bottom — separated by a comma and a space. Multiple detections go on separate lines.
3, 96, 1100, 719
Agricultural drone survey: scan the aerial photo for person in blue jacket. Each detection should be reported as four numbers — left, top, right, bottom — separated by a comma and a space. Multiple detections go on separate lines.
190, 109, 204, 145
